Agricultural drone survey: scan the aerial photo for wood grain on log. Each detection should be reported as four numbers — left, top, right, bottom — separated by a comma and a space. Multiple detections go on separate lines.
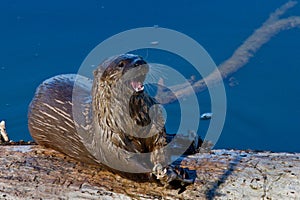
0, 145, 299, 199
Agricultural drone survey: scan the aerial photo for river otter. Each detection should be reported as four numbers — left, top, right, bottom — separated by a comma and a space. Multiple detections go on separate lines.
28, 54, 199, 185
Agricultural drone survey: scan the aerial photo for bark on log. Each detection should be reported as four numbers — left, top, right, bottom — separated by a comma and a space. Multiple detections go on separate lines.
0, 145, 299, 199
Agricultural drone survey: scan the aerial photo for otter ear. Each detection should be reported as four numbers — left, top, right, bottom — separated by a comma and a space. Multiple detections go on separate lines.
94, 66, 107, 79
93, 70, 98, 76
93, 69, 99, 77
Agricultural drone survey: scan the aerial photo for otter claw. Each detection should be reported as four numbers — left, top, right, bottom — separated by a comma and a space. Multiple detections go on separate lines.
152, 164, 193, 187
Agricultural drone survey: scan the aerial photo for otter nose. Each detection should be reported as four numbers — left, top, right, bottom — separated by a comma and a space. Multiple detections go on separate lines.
133, 59, 147, 67
122, 56, 148, 75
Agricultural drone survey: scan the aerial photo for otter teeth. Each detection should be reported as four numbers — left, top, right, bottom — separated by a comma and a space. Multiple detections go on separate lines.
131, 81, 144, 92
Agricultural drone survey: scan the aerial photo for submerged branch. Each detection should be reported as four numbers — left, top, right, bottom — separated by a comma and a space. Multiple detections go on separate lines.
156, 1, 300, 104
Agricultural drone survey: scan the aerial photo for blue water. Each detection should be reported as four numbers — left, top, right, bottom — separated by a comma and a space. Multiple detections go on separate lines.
0, 0, 299, 152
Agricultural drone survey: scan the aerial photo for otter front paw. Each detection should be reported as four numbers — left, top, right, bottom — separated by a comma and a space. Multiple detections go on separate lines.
152, 164, 194, 187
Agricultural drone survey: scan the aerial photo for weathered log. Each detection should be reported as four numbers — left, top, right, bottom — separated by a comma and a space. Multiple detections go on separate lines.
0, 145, 299, 199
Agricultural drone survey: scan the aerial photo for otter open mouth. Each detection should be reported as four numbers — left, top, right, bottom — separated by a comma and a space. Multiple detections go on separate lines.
124, 72, 146, 92
125, 66, 147, 92
121, 56, 148, 92
130, 80, 144, 92
128, 75, 145, 92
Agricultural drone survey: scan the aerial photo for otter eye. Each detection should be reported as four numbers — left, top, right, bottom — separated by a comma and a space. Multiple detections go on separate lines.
118, 61, 125, 68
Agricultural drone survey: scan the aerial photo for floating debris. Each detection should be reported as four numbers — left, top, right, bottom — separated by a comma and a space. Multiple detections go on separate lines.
200, 112, 213, 120
0, 120, 9, 142
229, 77, 239, 87
0, 121, 35, 145
150, 41, 159, 45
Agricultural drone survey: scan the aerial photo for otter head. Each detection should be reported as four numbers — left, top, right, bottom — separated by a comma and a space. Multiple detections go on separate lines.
92, 54, 155, 133
94, 54, 149, 94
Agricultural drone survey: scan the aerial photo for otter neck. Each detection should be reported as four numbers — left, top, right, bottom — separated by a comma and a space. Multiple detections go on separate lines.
92, 79, 137, 135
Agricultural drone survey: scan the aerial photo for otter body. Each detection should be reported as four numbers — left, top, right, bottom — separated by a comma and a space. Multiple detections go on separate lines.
29, 54, 168, 173
28, 74, 98, 164
28, 54, 199, 183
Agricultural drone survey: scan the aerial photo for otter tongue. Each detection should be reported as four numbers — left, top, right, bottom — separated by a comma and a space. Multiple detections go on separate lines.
131, 81, 144, 92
